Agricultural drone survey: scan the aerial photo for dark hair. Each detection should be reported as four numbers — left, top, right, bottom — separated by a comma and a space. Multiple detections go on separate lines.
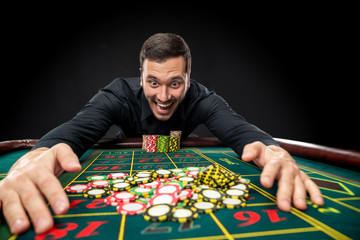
139, 33, 191, 74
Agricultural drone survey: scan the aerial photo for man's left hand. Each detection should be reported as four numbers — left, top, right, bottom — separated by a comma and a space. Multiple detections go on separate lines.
242, 141, 324, 212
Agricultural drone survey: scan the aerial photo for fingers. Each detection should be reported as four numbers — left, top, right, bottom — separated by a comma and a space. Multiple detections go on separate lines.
260, 159, 280, 188
1, 190, 30, 234
53, 143, 81, 174
275, 163, 296, 212
34, 165, 70, 215
0, 143, 79, 235
301, 171, 324, 206
19, 179, 54, 234
241, 141, 264, 162
1, 174, 54, 235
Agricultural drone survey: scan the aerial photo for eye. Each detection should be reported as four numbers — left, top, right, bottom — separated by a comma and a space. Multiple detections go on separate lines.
148, 80, 158, 87
171, 81, 180, 88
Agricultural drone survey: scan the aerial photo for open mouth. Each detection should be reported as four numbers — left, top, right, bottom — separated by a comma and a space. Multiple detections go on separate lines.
155, 101, 174, 115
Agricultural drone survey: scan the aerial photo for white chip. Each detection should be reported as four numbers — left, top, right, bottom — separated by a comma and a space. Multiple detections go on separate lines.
153, 194, 175, 205
178, 177, 194, 182
148, 204, 171, 217
88, 189, 105, 195
158, 185, 178, 194
193, 202, 215, 210
202, 189, 221, 198
156, 169, 172, 175
223, 198, 242, 205
113, 182, 130, 188
173, 208, 193, 218
123, 202, 145, 211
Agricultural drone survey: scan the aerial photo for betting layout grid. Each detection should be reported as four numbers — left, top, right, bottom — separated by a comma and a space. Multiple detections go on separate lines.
8, 148, 360, 240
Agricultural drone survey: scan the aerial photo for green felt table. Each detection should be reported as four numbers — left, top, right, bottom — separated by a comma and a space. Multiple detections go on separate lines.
0, 139, 360, 240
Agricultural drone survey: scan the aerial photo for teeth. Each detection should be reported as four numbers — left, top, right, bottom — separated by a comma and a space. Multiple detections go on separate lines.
157, 103, 171, 108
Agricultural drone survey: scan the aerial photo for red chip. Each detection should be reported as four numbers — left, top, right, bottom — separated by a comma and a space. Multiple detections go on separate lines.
88, 180, 109, 188
157, 176, 177, 182
110, 191, 137, 203
148, 193, 178, 206
177, 189, 193, 200
186, 171, 200, 178
108, 173, 128, 179
104, 196, 120, 206
116, 202, 147, 215
139, 180, 161, 189
66, 184, 90, 193
155, 184, 181, 195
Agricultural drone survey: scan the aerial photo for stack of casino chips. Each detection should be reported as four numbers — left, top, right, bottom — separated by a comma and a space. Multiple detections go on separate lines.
142, 131, 181, 153
65, 163, 251, 222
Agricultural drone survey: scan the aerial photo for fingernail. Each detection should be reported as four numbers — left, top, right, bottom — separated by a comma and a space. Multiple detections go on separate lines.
35, 217, 49, 234
12, 219, 26, 233
315, 196, 325, 205
54, 200, 67, 214
281, 199, 291, 211
69, 161, 81, 170
296, 198, 307, 208
242, 151, 252, 158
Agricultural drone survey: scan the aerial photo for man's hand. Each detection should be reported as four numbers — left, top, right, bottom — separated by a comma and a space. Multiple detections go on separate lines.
242, 141, 324, 212
0, 143, 81, 234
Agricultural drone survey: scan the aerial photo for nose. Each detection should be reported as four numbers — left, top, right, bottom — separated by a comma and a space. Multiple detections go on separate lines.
157, 85, 171, 102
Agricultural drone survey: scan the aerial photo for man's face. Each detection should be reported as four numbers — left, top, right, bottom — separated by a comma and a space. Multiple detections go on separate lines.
141, 56, 190, 121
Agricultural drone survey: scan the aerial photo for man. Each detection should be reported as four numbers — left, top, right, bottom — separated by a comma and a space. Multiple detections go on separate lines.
0, 33, 324, 235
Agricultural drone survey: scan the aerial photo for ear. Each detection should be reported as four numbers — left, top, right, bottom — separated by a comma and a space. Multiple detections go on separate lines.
140, 70, 143, 87
186, 73, 191, 89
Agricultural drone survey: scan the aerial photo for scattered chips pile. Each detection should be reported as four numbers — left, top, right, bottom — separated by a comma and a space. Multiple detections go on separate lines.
142, 131, 182, 153
65, 164, 251, 223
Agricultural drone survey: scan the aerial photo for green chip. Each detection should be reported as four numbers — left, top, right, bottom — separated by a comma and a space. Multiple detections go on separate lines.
157, 136, 169, 152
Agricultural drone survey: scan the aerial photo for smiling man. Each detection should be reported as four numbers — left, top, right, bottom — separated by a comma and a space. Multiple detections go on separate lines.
0, 33, 324, 235
141, 57, 189, 121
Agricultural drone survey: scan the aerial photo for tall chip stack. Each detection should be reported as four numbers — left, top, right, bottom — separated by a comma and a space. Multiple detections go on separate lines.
145, 135, 159, 152
157, 136, 169, 152
142, 135, 149, 150
168, 136, 179, 152
143, 131, 182, 153
170, 131, 182, 148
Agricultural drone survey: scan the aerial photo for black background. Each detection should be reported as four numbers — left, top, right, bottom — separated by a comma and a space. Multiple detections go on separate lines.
2, 4, 358, 150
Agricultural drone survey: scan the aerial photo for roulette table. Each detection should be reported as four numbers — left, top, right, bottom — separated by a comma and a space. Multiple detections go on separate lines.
0, 137, 359, 240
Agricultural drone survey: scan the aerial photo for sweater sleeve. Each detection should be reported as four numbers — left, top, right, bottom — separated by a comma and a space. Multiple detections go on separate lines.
33, 86, 130, 157
199, 92, 278, 156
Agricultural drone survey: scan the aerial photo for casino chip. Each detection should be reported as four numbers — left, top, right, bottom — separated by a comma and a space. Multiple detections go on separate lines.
143, 204, 175, 222
171, 208, 199, 223
66, 184, 90, 193
108, 172, 128, 179
153, 169, 174, 178
154, 184, 181, 195
86, 175, 109, 182
231, 183, 250, 193
222, 198, 246, 209
110, 191, 137, 203
177, 176, 196, 185
139, 180, 161, 189
224, 189, 249, 199
83, 188, 110, 198
104, 196, 120, 206
130, 186, 154, 198
149, 193, 178, 206
89, 180, 109, 188
177, 189, 193, 201
190, 201, 220, 214
117, 202, 147, 215
198, 189, 225, 203
111, 182, 132, 192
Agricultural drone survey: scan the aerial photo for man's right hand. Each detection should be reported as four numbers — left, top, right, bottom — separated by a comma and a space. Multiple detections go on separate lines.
0, 143, 81, 234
